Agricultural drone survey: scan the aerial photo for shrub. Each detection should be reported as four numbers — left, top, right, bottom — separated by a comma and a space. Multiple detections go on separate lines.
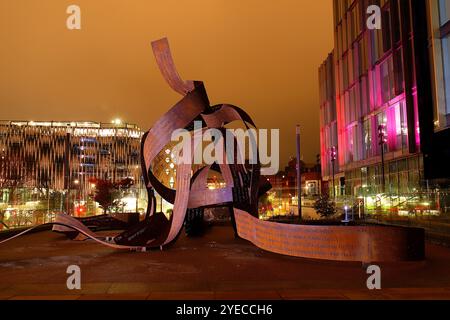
314, 194, 336, 218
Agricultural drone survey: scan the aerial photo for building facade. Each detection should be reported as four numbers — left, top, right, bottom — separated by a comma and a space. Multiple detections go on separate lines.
319, 0, 450, 199
0, 120, 142, 205
264, 158, 322, 217
319, 52, 344, 196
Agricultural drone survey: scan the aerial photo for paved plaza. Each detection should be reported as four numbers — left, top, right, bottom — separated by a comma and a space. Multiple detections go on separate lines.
1, 225, 450, 300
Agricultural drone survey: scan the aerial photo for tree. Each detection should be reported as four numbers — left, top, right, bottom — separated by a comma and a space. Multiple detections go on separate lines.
92, 179, 114, 214
258, 193, 273, 214
116, 177, 134, 189
314, 194, 336, 218
91, 178, 134, 214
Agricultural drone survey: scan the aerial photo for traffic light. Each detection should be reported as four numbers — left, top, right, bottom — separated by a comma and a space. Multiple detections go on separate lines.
378, 124, 387, 145
330, 146, 337, 161
75, 205, 86, 216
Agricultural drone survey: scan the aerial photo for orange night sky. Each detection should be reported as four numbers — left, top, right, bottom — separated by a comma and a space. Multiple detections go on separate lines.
0, 0, 334, 167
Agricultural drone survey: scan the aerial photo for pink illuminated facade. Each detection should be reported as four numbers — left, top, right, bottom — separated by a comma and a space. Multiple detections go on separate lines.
319, 0, 450, 197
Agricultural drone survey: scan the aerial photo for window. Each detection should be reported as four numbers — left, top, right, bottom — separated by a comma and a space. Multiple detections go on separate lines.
345, 122, 361, 164
343, 13, 348, 52
431, 1, 450, 130
393, 102, 408, 151
344, 91, 350, 124
381, 61, 390, 104
343, 54, 349, 90
353, 43, 360, 80
381, 7, 392, 53
376, 112, 388, 154
380, 56, 395, 105
363, 118, 372, 159
354, 2, 362, 36
362, 33, 369, 74
393, 49, 404, 95
360, 76, 370, 115
439, 0, 450, 25
370, 27, 381, 64
348, 49, 354, 85
353, 124, 362, 161
391, 0, 401, 44
346, 126, 354, 163
327, 122, 338, 156
442, 34, 450, 121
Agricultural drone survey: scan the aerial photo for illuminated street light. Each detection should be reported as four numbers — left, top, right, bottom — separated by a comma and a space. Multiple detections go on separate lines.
342, 205, 350, 224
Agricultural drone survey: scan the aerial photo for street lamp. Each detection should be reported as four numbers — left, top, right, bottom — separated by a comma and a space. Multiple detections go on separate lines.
330, 146, 337, 199
342, 205, 350, 223
378, 124, 387, 194
296, 125, 302, 221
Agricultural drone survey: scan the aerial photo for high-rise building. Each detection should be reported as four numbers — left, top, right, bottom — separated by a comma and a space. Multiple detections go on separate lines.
0, 120, 142, 203
319, 52, 341, 196
319, 0, 450, 198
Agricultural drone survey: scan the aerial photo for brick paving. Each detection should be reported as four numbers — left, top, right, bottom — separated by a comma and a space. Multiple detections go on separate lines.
1, 225, 450, 300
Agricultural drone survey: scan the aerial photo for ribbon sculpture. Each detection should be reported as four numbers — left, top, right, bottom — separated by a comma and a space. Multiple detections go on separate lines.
0, 38, 269, 251
103, 37, 270, 249
0, 38, 425, 262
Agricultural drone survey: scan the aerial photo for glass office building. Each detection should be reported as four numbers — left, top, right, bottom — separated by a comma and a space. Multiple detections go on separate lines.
0, 120, 142, 204
319, 0, 450, 198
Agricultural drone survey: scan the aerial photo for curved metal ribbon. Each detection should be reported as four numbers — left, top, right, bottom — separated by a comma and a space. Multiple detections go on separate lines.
0, 37, 424, 262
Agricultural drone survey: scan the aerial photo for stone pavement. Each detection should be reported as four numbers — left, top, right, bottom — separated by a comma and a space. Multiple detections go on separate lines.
3, 288, 450, 300
1, 225, 450, 300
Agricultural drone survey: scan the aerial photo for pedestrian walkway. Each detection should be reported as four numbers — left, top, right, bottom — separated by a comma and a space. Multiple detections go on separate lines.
1, 226, 450, 300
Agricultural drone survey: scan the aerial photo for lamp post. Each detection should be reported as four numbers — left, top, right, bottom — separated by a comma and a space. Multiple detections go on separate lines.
342, 205, 352, 224
330, 146, 337, 200
296, 125, 302, 221
47, 190, 50, 223
378, 124, 387, 194
73, 179, 80, 215
90, 183, 96, 215
135, 187, 139, 213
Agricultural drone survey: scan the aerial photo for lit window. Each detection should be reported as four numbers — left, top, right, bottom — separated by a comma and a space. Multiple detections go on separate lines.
432, 1, 450, 130
442, 34, 450, 117
439, 0, 450, 25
